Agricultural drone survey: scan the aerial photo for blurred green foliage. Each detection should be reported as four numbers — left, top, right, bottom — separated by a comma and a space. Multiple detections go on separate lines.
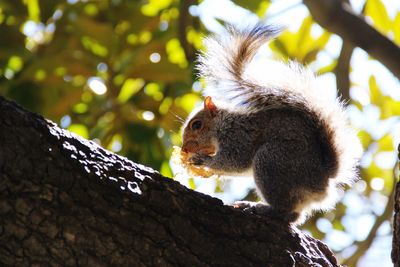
0, 0, 203, 175
0, 0, 399, 266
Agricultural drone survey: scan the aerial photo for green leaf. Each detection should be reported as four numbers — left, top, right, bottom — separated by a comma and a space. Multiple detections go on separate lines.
127, 61, 191, 83
358, 130, 373, 150
72, 103, 88, 114
381, 97, 400, 119
365, 162, 382, 179
270, 16, 330, 63
269, 39, 289, 59
215, 179, 224, 193
368, 75, 383, 105
159, 97, 173, 115
188, 178, 196, 190
7, 55, 23, 72
303, 49, 319, 64
377, 134, 393, 151
351, 101, 363, 111
365, 162, 393, 183
141, 0, 172, 17
332, 220, 345, 231
317, 60, 337, 75
160, 161, 173, 178
175, 93, 201, 113
144, 82, 164, 101
81, 36, 109, 57
117, 78, 145, 103
393, 13, 400, 44
312, 31, 331, 52
365, 0, 391, 34
297, 16, 313, 55
74, 16, 115, 50
107, 134, 123, 152
232, 0, 265, 14
256, 1, 270, 17
68, 124, 89, 139
166, 38, 188, 68
231, 1, 271, 18
23, 0, 40, 22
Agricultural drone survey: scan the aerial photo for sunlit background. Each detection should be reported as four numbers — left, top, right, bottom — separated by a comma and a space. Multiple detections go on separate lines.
0, 0, 399, 266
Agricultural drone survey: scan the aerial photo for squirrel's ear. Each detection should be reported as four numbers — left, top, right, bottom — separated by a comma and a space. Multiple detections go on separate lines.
204, 96, 217, 117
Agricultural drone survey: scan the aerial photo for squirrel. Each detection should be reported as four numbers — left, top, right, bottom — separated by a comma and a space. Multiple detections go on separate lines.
180, 25, 362, 225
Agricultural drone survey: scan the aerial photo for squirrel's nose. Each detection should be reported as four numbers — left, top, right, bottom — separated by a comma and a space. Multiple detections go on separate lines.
182, 141, 198, 153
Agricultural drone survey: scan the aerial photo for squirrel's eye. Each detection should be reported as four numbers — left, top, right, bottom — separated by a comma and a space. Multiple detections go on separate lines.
190, 120, 202, 131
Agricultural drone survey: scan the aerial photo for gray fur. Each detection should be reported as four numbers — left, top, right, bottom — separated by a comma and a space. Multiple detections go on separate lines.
190, 107, 336, 223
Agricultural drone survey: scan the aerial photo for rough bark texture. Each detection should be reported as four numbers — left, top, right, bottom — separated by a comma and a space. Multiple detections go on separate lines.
303, 0, 400, 78
393, 145, 400, 267
0, 96, 341, 266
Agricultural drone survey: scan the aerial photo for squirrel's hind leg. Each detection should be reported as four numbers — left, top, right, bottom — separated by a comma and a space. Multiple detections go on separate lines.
249, 138, 328, 225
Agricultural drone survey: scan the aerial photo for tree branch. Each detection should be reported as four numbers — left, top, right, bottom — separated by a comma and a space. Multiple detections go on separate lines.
303, 0, 400, 79
335, 41, 354, 104
393, 147, 400, 267
0, 96, 342, 266
343, 166, 396, 266
178, 0, 198, 63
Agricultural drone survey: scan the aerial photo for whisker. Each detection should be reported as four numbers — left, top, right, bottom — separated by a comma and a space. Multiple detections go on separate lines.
169, 110, 185, 124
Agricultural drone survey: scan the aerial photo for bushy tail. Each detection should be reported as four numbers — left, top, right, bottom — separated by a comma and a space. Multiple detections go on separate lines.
198, 25, 279, 85
197, 24, 282, 106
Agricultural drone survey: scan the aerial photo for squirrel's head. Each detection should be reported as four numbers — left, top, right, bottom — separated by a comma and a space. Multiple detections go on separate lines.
182, 96, 218, 155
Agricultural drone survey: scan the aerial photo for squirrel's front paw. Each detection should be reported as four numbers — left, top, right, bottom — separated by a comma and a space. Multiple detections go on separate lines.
233, 201, 299, 222
233, 201, 268, 215
233, 201, 276, 217
189, 153, 212, 166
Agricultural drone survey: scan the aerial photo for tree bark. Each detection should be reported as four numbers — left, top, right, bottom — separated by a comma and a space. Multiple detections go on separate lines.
0, 96, 341, 266
393, 145, 400, 267
303, 0, 400, 79
335, 41, 354, 104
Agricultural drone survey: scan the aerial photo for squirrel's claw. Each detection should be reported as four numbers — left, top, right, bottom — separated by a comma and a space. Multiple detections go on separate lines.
233, 201, 265, 213
232, 201, 299, 223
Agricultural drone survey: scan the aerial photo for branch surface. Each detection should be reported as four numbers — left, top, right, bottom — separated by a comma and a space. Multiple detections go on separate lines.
0, 96, 340, 266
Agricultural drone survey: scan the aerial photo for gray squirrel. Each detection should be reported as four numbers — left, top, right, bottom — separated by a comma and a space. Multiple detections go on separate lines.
180, 25, 362, 225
